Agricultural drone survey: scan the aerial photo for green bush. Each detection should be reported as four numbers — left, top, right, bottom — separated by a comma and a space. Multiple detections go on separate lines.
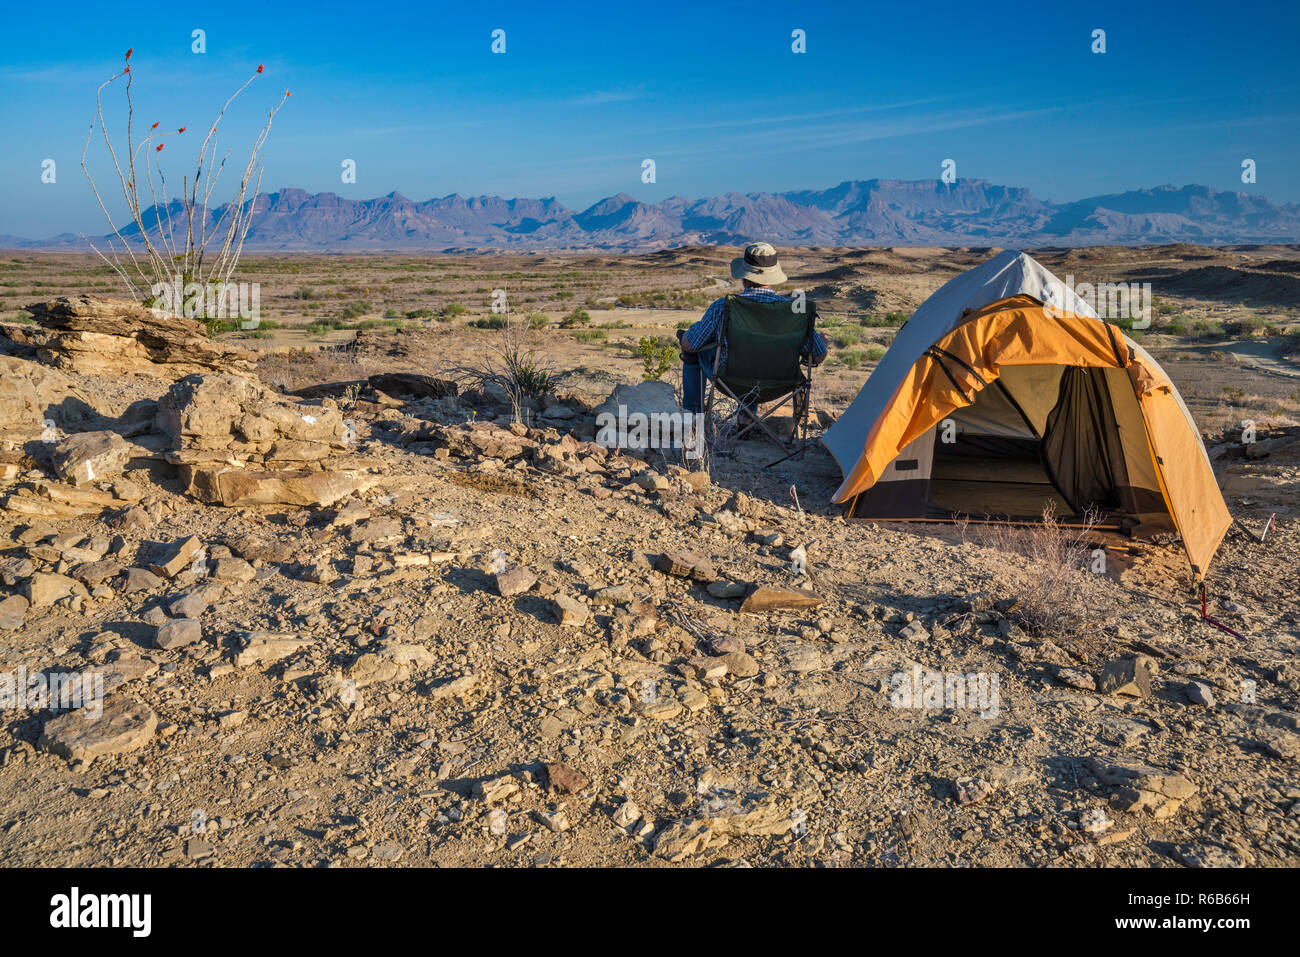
293, 286, 316, 300
439, 303, 468, 319
341, 301, 370, 320
471, 315, 508, 330
406, 308, 434, 319
527, 312, 551, 329
572, 327, 607, 342
559, 308, 591, 328
637, 336, 678, 380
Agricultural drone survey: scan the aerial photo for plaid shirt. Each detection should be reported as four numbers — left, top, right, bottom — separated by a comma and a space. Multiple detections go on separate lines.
683, 287, 828, 368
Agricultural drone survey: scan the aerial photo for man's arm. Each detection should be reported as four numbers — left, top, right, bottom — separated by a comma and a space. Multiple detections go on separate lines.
803, 327, 828, 365
681, 298, 726, 352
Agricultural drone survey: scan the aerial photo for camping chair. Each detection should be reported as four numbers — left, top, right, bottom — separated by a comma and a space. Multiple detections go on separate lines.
693, 294, 816, 461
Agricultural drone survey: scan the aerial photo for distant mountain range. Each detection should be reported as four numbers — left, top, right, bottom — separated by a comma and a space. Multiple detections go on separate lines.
5, 179, 1299, 251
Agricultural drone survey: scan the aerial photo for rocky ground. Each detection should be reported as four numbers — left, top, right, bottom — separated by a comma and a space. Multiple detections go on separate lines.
0, 253, 1297, 869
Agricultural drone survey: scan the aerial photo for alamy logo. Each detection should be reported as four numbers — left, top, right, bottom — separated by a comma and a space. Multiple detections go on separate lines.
148, 274, 262, 329
49, 887, 151, 937
1042, 274, 1152, 329
595, 405, 705, 460
0, 667, 103, 719
889, 665, 1000, 717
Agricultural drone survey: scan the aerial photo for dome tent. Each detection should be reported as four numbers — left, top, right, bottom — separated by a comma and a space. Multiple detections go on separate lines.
822, 250, 1231, 578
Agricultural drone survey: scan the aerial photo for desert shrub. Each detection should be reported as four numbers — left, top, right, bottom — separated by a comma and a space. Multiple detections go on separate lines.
383, 308, 400, 319
341, 301, 370, 320
527, 312, 551, 329
554, 289, 574, 300
439, 303, 468, 319
839, 350, 866, 370
866, 346, 886, 361
406, 308, 434, 319
1164, 320, 1186, 335
572, 327, 607, 342
831, 326, 868, 348
559, 308, 591, 328
1191, 319, 1225, 339
1223, 315, 1271, 338
471, 315, 508, 330
676, 319, 694, 331
981, 504, 1112, 643
293, 286, 316, 300
244, 327, 273, 339
638, 336, 679, 380
453, 309, 555, 423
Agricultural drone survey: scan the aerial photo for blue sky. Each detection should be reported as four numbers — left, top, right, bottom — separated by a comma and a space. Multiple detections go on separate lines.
1, 0, 1298, 236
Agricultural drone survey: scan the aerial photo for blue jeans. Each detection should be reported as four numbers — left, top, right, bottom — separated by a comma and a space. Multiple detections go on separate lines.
681, 348, 716, 414
682, 348, 757, 420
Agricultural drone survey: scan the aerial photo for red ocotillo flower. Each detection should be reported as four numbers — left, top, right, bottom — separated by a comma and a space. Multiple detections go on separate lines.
125, 47, 133, 60
123, 65, 130, 74
177, 127, 186, 133
151, 121, 159, 129
256, 63, 264, 74
155, 143, 164, 152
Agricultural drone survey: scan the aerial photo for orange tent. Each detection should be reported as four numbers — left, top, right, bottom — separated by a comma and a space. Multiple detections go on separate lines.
822, 251, 1231, 577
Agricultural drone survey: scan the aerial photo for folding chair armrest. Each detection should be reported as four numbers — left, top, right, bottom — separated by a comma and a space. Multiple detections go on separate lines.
680, 337, 720, 355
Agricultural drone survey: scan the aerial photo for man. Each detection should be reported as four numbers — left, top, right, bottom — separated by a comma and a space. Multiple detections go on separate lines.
678, 241, 827, 415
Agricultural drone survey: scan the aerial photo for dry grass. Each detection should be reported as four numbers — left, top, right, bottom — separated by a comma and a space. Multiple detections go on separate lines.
980, 504, 1115, 644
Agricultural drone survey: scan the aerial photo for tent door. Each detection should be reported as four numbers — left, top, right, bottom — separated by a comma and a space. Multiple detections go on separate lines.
1040, 366, 1131, 514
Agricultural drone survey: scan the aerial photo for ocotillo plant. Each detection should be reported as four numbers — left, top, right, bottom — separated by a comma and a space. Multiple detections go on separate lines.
80, 47, 290, 311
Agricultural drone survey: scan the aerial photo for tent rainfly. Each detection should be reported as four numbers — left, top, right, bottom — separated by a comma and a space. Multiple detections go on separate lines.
822, 250, 1231, 578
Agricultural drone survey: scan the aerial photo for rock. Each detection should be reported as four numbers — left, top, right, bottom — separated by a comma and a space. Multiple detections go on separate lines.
641, 699, 683, 721
209, 556, 255, 582
1056, 667, 1096, 691
953, 776, 993, 806
1171, 843, 1247, 868
592, 380, 689, 454
426, 673, 479, 701
1186, 681, 1216, 707
233, 632, 313, 668
24, 572, 85, 607
689, 656, 730, 680
706, 580, 747, 600
149, 536, 204, 579
719, 651, 760, 678
182, 467, 365, 508
590, 584, 633, 606
1098, 657, 1153, 698
39, 697, 158, 763
899, 620, 929, 641
168, 593, 208, 618
612, 799, 641, 829
1258, 732, 1298, 761
155, 618, 202, 650
50, 430, 132, 486
474, 776, 519, 804
120, 567, 164, 594
495, 565, 538, 598
710, 634, 746, 655
654, 550, 716, 581
739, 586, 824, 614
22, 296, 256, 377
70, 560, 124, 586
545, 762, 590, 794
553, 595, 590, 628
0, 354, 104, 443
634, 473, 670, 492
0, 594, 28, 631
1090, 758, 1197, 819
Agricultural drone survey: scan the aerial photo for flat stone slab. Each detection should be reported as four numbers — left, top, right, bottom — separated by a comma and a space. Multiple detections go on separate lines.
40, 696, 157, 763
740, 586, 824, 614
